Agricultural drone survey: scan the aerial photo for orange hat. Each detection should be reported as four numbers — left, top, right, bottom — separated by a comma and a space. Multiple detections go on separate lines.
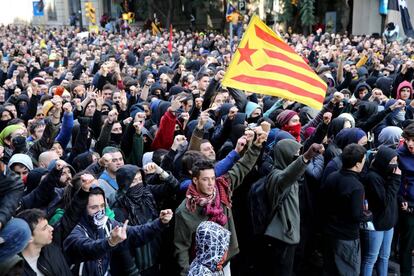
54, 86, 64, 96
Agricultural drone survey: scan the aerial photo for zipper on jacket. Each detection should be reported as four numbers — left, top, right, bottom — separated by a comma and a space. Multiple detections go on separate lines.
38, 261, 51, 276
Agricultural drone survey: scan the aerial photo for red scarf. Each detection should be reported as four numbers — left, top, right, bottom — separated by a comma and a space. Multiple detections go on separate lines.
283, 123, 302, 142
186, 176, 232, 226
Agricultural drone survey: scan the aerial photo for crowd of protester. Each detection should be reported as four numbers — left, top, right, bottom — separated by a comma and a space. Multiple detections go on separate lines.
0, 21, 414, 276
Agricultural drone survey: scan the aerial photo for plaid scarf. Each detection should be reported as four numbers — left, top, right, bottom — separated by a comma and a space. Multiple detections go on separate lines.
186, 176, 232, 226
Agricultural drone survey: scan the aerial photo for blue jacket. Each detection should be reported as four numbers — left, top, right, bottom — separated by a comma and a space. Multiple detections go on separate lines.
398, 144, 414, 206
64, 214, 166, 276
55, 111, 74, 149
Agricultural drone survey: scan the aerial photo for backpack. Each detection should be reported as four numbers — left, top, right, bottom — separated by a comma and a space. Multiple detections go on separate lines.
248, 174, 292, 235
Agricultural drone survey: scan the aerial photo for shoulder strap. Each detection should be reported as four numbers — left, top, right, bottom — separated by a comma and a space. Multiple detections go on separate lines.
269, 174, 293, 219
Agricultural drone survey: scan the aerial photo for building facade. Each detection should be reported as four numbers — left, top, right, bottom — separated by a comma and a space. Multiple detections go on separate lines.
352, 0, 414, 36
1, 0, 414, 37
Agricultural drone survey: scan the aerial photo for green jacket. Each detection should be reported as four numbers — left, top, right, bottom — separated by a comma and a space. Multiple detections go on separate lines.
174, 143, 262, 276
265, 139, 308, 245
127, 133, 144, 166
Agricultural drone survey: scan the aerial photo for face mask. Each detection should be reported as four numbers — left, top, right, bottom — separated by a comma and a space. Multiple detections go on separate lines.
92, 209, 108, 228
111, 133, 122, 144
388, 163, 398, 174
282, 124, 302, 142
174, 130, 184, 137
18, 103, 28, 115
247, 115, 260, 124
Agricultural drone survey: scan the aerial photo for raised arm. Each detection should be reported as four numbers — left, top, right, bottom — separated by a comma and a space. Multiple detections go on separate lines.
228, 131, 267, 191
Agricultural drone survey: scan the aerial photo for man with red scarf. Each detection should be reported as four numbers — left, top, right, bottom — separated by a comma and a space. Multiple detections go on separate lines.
275, 93, 343, 143
174, 128, 268, 276
276, 110, 302, 142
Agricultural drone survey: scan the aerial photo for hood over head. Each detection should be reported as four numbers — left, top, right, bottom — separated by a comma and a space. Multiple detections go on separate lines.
273, 139, 302, 169
245, 101, 261, 118
355, 101, 378, 121
193, 221, 231, 272
230, 124, 246, 146
335, 128, 367, 150
375, 77, 393, 97
130, 103, 144, 119
378, 126, 403, 148
299, 106, 318, 125
150, 82, 164, 96
72, 152, 94, 172
372, 146, 397, 175
8, 153, 33, 171
338, 113, 355, 128
232, 112, 247, 125
353, 82, 372, 98
265, 128, 295, 152
218, 103, 234, 120
397, 80, 413, 100
116, 164, 141, 192
328, 117, 346, 139
154, 101, 171, 126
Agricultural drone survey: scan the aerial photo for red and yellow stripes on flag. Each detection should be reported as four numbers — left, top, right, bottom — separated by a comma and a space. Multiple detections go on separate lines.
222, 15, 327, 110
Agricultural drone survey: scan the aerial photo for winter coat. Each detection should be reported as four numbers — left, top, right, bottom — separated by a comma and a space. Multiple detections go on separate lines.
22, 188, 89, 276
320, 169, 365, 240
398, 143, 414, 207
111, 164, 179, 273
174, 143, 262, 276
363, 147, 400, 231
354, 101, 392, 134
21, 166, 68, 215
0, 171, 23, 227
265, 139, 308, 244
151, 110, 177, 150
64, 212, 167, 276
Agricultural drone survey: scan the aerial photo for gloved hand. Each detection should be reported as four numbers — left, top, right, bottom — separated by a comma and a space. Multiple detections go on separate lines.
303, 143, 324, 161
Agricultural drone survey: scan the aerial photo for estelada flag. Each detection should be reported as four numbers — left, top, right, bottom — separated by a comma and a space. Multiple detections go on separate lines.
222, 15, 327, 110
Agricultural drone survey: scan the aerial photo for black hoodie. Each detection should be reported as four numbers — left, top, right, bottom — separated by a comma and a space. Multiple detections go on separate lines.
363, 146, 400, 231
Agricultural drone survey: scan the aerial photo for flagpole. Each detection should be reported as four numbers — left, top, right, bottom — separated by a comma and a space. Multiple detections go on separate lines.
229, 22, 233, 49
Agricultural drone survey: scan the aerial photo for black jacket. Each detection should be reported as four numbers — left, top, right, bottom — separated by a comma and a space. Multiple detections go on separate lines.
21, 166, 65, 216
320, 169, 365, 240
363, 147, 400, 231
22, 189, 89, 276
0, 171, 23, 227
